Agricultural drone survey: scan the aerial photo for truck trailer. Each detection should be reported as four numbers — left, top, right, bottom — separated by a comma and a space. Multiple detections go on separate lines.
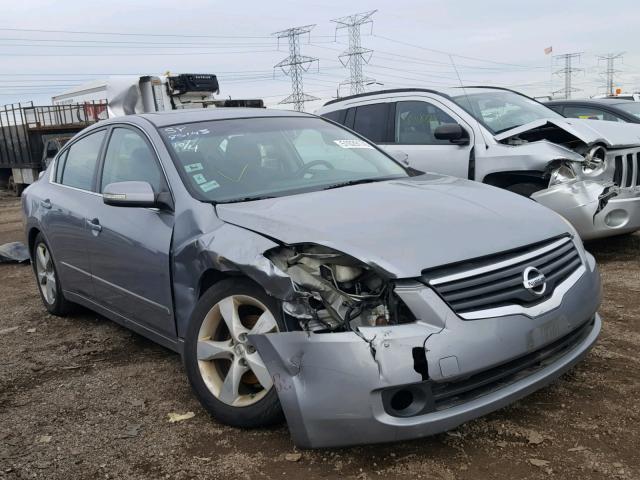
1, 73, 263, 194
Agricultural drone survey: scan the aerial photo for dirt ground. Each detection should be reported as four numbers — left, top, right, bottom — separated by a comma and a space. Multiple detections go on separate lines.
0, 189, 638, 480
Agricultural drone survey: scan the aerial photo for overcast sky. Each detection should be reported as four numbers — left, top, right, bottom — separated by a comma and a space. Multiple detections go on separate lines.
2, 0, 638, 112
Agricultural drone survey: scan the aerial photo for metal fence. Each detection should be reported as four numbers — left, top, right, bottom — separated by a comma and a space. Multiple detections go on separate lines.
0, 101, 108, 168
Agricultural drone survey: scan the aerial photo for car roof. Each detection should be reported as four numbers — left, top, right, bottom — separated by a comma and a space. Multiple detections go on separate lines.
126, 107, 314, 127
321, 86, 524, 107
545, 98, 635, 107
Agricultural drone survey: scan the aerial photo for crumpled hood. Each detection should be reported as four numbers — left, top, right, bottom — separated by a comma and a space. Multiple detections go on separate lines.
494, 117, 640, 148
215, 174, 570, 278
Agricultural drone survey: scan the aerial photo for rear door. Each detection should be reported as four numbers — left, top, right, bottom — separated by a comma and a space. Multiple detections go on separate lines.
83, 125, 176, 337
43, 129, 107, 298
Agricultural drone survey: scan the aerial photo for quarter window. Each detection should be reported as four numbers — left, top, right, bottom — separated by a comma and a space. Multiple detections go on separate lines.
395, 101, 459, 145
101, 128, 164, 193
322, 109, 347, 125
58, 130, 106, 191
352, 103, 390, 142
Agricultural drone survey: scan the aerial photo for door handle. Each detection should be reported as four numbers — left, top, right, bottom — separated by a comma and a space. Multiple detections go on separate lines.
40, 199, 52, 209
86, 218, 102, 233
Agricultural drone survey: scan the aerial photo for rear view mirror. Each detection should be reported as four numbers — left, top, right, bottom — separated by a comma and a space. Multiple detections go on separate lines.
434, 124, 470, 145
103, 181, 156, 208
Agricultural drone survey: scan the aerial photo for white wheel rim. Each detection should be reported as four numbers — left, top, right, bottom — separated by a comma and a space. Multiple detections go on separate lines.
197, 294, 278, 407
35, 243, 56, 305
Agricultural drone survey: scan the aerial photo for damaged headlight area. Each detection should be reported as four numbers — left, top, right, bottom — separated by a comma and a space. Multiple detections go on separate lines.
548, 161, 577, 186
266, 244, 416, 332
582, 145, 607, 176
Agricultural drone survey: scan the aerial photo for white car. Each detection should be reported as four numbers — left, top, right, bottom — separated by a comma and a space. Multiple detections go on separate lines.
317, 87, 640, 240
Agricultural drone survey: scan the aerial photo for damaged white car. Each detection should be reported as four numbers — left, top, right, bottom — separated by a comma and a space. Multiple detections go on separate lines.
23, 109, 601, 448
317, 87, 640, 240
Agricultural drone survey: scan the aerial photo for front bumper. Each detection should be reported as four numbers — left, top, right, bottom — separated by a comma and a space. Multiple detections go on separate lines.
533, 181, 640, 240
250, 254, 602, 448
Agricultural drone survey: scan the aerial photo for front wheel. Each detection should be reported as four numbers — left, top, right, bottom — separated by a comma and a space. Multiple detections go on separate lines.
184, 278, 284, 428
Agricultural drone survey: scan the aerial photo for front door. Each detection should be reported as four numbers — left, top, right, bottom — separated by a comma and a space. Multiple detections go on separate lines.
84, 126, 175, 338
382, 100, 473, 179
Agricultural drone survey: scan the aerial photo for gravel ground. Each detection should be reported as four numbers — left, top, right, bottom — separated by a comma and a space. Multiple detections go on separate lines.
0, 189, 638, 479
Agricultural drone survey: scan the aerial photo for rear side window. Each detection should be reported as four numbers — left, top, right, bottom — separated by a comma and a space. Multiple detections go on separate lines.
395, 101, 459, 145
58, 130, 106, 191
322, 109, 347, 125
352, 103, 390, 142
100, 128, 165, 193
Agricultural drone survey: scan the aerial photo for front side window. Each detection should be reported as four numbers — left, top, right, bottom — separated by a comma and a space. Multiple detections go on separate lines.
395, 101, 459, 145
58, 130, 106, 191
563, 106, 624, 122
451, 91, 563, 134
159, 117, 407, 203
352, 103, 390, 142
101, 128, 165, 193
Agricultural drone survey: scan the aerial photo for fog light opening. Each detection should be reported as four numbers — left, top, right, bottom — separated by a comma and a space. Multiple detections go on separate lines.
604, 209, 629, 228
390, 389, 414, 412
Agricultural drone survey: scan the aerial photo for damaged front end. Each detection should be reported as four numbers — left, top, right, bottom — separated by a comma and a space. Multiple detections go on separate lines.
247, 241, 601, 448
532, 144, 640, 240
497, 121, 640, 240
266, 244, 416, 333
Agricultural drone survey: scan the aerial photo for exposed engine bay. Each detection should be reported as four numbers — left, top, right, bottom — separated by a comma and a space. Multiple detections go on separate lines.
267, 244, 415, 333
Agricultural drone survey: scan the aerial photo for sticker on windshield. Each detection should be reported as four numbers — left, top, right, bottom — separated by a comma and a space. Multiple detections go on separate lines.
334, 139, 373, 149
184, 163, 203, 173
192, 173, 207, 185
200, 180, 220, 192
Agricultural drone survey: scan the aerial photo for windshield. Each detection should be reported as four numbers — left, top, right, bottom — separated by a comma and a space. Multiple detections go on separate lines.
451, 90, 563, 135
614, 102, 640, 120
159, 116, 407, 203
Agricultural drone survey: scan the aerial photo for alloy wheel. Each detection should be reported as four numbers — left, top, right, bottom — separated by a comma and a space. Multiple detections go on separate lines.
35, 242, 56, 305
197, 295, 278, 407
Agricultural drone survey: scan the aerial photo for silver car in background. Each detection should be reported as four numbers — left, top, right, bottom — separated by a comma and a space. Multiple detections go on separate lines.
22, 108, 601, 448
317, 87, 640, 240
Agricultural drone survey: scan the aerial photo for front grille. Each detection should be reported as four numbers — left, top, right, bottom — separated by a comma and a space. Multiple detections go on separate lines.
612, 149, 640, 188
423, 236, 582, 316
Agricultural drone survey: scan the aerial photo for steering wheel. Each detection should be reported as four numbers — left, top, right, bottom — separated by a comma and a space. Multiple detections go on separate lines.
296, 160, 335, 177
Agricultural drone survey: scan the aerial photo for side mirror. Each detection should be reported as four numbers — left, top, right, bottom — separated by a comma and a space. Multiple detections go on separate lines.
434, 124, 470, 145
103, 181, 157, 208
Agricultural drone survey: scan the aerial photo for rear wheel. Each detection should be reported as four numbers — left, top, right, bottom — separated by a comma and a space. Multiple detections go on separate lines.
506, 182, 544, 198
184, 278, 284, 428
33, 233, 72, 316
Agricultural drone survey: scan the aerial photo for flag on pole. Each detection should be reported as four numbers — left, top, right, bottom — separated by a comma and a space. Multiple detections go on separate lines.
544, 46, 553, 55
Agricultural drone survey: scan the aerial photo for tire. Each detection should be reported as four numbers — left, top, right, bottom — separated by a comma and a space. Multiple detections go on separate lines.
184, 278, 285, 428
506, 182, 543, 198
32, 233, 72, 316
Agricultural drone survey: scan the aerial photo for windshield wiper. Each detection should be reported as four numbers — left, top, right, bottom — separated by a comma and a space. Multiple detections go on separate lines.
321, 177, 393, 191
217, 195, 276, 204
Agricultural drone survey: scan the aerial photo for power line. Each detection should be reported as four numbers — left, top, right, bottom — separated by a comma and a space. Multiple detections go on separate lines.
272, 25, 319, 112
331, 10, 376, 96
597, 52, 624, 96
553, 53, 583, 99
